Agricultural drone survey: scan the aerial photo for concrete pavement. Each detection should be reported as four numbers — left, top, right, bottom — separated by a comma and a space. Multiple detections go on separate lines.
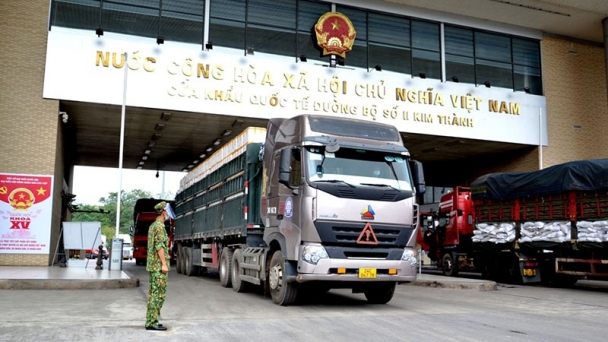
0, 260, 495, 291
0, 258, 139, 290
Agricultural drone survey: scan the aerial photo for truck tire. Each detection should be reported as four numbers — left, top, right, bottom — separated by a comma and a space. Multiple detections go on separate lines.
176, 245, 183, 274
363, 282, 396, 304
219, 247, 233, 288
442, 252, 459, 277
231, 249, 249, 293
268, 250, 298, 306
185, 247, 196, 276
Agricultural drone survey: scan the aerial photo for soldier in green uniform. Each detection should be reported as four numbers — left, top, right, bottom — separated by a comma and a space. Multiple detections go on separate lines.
145, 201, 171, 331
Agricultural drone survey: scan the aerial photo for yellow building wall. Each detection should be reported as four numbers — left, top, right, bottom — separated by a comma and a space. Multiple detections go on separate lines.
542, 36, 608, 166
0, 0, 63, 266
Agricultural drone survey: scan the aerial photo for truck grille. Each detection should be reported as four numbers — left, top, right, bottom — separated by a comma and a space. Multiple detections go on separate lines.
315, 220, 413, 248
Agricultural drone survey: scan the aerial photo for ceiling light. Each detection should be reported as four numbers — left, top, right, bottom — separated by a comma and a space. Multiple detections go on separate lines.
139, 161, 145, 165
137, 166, 143, 169
222, 130, 232, 136
188, 164, 194, 169
199, 153, 206, 158
206, 147, 213, 152
445, 140, 465, 147
160, 112, 172, 121
232, 119, 243, 128
144, 149, 151, 155
155, 123, 165, 131
182, 168, 188, 172
142, 156, 148, 160
151, 133, 162, 140
213, 139, 221, 146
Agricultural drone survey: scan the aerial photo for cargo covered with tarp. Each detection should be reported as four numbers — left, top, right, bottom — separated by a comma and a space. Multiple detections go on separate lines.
471, 159, 608, 201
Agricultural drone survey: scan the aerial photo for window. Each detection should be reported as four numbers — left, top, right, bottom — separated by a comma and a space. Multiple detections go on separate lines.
209, 0, 246, 50
160, 0, 205, 44
445, 26, 475, 84
368, 12, 410, 74
412, 20, 440, 79
246, 0, 297, 56
445, 25, 542, 94
289, 148, 302, 187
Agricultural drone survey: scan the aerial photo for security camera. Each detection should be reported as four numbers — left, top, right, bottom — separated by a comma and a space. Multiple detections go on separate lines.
59, 111, 68, 124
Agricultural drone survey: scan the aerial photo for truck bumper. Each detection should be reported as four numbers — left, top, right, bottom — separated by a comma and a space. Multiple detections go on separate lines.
295, 258, 417, 283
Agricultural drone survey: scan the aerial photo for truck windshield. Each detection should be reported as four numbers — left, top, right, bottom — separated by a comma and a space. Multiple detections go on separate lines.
304, 146, 413, 191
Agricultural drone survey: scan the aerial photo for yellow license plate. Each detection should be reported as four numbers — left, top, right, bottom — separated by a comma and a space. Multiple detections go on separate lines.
359, 268, 377, 279
523, 268, 537, 277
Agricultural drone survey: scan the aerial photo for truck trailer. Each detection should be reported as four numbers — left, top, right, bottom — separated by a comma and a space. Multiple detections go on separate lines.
173, 114, 425, 305
418, 159, 608, 285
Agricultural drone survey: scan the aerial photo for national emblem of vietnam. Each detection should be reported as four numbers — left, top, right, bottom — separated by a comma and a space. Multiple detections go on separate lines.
314, 12, 357, 58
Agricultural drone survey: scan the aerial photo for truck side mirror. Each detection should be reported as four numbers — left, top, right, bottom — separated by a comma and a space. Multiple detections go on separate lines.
409, 160, 425, 195
278, 148, 292, 188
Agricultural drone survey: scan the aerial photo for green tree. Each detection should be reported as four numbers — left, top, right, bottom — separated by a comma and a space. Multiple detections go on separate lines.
99, 189, 153, 235
70, 189, 154, 242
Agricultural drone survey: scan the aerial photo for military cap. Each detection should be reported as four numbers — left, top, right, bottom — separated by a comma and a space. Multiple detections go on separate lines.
154, 201, 167, 214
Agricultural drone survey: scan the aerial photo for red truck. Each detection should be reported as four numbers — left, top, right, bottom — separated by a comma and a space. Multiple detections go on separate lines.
418, 159, 608, 286
132, 198, 176, 266
417, 186, 475, 277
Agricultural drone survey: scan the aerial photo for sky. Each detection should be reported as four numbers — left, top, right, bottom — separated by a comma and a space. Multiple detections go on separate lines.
71, 166, 185, 205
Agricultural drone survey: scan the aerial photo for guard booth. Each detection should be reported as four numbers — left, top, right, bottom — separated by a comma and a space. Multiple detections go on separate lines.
109, 238, 123, 271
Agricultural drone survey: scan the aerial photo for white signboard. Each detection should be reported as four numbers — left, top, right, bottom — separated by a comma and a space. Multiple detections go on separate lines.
43, 27, 547, 146
62, 221, 101, 250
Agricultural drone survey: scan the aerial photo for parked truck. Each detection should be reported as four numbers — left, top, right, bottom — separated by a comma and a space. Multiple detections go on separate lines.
117, 234, 133, 260
418, 159, 608, 285
173, 114, 425, 305
132, 198, 176, 266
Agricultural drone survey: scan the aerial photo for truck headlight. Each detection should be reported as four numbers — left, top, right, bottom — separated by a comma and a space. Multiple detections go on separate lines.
302, 245, 328, 265
401, 249, 417, 266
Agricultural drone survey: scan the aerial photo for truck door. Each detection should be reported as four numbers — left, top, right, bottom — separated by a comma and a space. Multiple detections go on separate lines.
273, 147, 304, 260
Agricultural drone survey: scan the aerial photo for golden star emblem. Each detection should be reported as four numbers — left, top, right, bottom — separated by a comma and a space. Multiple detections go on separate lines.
37, 187, 46, 196
332, 19, 341, 30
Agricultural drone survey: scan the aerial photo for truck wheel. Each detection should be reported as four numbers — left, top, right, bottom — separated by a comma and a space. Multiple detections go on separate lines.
442, 253, 459, 277
176, 245, 183, 274
185, 247, 196, 276
219, 247, 233, 288
268, 250, 298, 306
363, 282, 396, 304
231, 249, 249, 293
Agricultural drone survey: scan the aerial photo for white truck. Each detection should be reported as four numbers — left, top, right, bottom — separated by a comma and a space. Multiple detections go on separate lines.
118, 234, 133, 260
173, 114, 426, 305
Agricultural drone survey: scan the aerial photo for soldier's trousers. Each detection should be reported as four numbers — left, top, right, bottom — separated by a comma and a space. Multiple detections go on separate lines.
145, 271, 167, 327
